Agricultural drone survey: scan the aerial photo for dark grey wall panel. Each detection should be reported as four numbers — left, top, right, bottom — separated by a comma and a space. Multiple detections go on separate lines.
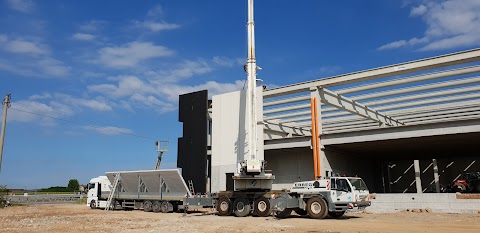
177, 90, 208, 193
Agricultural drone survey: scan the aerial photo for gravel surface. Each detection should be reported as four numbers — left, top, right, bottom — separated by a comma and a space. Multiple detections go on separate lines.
0, 204, 479, 233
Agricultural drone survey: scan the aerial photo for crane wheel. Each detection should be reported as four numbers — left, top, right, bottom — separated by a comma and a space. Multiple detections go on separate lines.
254, 197, 271, 217
216, 196, 232, 216
233, 197, 251, 217
306, 197, 328, 219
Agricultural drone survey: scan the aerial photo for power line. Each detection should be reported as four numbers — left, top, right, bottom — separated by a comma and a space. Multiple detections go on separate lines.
10, 107, 162, 141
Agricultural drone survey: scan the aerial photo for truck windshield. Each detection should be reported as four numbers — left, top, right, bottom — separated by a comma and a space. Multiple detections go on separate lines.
348, 178, 368, 191
87, 183, 95, 190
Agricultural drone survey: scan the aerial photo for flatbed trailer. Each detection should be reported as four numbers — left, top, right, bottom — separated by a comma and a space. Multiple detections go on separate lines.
87, 169, 191, 212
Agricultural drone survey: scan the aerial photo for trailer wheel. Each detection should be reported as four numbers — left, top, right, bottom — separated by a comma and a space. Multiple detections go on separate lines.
294, 208, 307, 216
254, 197, 271, 217
160, 201, 170, 213
328, 211, 345, 218
216, 196, 232, 216
143, 201, 153, 212
306, 197, 328, 219
89, 200, 96, 209
275, 208, 292, 218
152, 201, 161, 213
233, 197, 251, 217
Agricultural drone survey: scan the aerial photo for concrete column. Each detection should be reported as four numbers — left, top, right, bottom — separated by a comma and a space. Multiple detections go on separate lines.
432, 159, 440, 193
413, 160, 422, 193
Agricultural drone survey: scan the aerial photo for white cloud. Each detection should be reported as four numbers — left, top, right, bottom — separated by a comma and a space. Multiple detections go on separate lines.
212, 56, 244, 67
72, 33, 96, 41
0, 36, 49, 55
134, 21, 180, 32
57, 94, 112, 112
379, 0, 480, 51
79, 20, 107, 32
82, 126, 134, 135
7, 0, 34, 13
410, 4, 428, 17
0, 57, 70, 78
147, 5, 165, 18
150, 59, 213, 83
9, 100, 73, 126
98, 41, 174, 68
88, 75, 156, 98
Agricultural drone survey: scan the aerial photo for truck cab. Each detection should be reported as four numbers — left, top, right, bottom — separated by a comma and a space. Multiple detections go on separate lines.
86, 176, 111, 209
330, 177, 370, 211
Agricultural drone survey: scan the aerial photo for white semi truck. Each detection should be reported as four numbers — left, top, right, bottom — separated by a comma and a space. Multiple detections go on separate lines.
87, 169, 191, 212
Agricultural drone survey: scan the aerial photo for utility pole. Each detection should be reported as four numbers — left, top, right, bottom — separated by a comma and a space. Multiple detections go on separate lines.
0, 94, 11, 173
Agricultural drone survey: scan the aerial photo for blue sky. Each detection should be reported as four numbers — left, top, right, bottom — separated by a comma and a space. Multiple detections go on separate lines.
0, 0, 479, 189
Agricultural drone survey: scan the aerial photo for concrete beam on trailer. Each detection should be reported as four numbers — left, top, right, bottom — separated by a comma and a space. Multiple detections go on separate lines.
264, 48, 480, 98
318, 88, 404, 126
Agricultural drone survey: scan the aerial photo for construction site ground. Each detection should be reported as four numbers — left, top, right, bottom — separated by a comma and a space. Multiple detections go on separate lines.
0, 204, 479, 233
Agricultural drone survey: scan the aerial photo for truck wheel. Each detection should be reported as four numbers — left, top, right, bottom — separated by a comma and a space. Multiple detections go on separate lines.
254, 197, 271, 217
143, 201, 153, 212
216, 196, 232, 216
152, 201, 161, 213
306, 197, 328, 219
160, 201, 170, 213
276, 208, 292, 218
89, 200, 96, 209
294, 208, 307, 216
328, 211, 345, 218
233, 197, 251, 217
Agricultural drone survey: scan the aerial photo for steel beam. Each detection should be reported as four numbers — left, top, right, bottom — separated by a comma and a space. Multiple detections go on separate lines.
264, 110, 311, 121
319, 88, 404, 126
264, 48, 480, 98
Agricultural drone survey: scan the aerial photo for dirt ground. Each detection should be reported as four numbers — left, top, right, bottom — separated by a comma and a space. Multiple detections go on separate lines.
0, 204, 479, 233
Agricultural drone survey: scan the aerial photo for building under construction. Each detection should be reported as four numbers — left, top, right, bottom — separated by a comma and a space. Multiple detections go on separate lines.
177, 48, 480, 195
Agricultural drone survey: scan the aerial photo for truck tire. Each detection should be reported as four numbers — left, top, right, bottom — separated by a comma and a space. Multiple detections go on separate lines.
254, 197, 271, 217
90, 200, 96, 209
160, 201, 170, 213
276, 208, 292, 218
143, 201, 153, 212
216, 196, 232, 216
306, 197, 328, 219
294, 208, 307, 216
233, 197, 251, 217
152, 201, 161, 213
328, 211, 345, 218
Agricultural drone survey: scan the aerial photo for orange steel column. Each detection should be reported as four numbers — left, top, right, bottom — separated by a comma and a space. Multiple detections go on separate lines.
313, 99, 321, 178
310, 97, 319, 180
